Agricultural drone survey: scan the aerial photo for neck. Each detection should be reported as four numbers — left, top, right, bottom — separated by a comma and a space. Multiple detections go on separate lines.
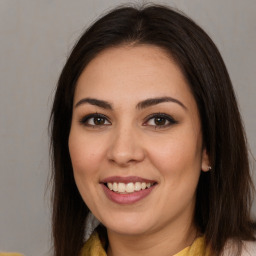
106, 220, 198, 256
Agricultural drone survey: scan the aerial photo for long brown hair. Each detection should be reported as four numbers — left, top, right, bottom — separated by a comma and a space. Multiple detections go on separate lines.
49, 4, 255, 256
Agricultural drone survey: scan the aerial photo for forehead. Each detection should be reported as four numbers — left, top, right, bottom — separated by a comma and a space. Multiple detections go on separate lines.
74, 44, 194, 109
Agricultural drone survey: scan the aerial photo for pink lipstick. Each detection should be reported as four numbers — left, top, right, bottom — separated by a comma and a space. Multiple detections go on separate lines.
101, 176, 157, 205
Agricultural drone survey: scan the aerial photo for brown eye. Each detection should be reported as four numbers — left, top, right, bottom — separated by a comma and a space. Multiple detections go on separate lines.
144, 113, 178, 128
94, 117, 106, 125
80, 114, 111, 126
154, 117, 167, 126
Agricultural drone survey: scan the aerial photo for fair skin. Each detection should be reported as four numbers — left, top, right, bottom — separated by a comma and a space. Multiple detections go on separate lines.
69, 44, 210, 256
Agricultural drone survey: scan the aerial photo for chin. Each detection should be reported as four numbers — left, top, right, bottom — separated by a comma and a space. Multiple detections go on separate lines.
101, 214, 153, 236
107, 224, 151, 236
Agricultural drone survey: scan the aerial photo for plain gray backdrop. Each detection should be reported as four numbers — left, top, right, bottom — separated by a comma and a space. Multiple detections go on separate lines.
1, 0, 255, 255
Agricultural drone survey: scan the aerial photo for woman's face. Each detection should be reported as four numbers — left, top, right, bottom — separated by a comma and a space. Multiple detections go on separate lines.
69, 45, 209, 236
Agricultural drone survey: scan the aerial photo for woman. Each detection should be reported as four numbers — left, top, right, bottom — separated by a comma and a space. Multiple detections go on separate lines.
50, 4, 256, 256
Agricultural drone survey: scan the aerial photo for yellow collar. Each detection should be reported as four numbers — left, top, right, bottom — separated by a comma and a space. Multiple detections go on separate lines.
80, 232, 212, 256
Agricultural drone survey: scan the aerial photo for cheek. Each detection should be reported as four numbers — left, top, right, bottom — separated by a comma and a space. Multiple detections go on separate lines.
68, 130, 105, 176
68, 130, 104, 207
68, 134, 106, 206
147, 135, 202, 173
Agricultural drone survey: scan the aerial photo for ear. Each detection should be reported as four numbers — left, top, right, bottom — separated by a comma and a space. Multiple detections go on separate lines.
201, 148, 211, 172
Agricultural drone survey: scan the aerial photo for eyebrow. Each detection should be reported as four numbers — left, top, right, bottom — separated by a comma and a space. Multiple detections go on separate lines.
75, 96, 186, 110
136, 97, 187, 110
75, 98, 113, 109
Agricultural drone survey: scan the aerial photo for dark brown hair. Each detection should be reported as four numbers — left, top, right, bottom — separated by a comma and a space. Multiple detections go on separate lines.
49, 4, 255, 256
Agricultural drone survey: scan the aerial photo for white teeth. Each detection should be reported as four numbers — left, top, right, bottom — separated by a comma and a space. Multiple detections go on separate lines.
106, 181, 154, 193
107, 182, 113, 190
141, 182, 146, 189
134, 182, 141, 191
118, 183, 126, 193
113, 182, 118, 192
126, 182, 134, 193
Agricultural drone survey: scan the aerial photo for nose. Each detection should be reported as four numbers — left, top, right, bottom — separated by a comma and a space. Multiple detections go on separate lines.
107, 126, 145, 166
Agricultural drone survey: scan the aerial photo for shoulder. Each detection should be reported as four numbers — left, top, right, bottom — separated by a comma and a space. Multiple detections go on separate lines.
223, 240, 256, 256
80, 232, 107, 256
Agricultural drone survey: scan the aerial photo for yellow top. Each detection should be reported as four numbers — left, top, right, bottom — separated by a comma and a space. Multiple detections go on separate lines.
80, 232, 212, 256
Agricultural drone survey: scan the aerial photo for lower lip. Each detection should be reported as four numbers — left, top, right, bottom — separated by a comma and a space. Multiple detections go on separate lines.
101, 184, 156, 205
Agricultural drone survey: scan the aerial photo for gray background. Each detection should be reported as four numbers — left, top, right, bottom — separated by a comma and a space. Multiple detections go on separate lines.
0, 0, 255, 255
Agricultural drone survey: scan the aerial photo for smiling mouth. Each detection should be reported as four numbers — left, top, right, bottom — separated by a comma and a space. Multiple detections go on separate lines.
101, 176, 157, 204
104, 182, 156, 194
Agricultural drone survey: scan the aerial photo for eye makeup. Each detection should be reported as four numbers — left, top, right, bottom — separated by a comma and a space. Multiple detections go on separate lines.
78, 111, 178, 130
143, 112, 178, 129
79, 113, 111, 127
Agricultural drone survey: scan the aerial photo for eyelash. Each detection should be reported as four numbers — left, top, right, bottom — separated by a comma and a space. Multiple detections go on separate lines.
79, 113, 111, 127
143, 113, 178, 129
79, 112, 178, 128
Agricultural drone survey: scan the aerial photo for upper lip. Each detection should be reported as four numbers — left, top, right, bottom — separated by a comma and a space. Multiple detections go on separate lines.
101, 176, 157, 184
